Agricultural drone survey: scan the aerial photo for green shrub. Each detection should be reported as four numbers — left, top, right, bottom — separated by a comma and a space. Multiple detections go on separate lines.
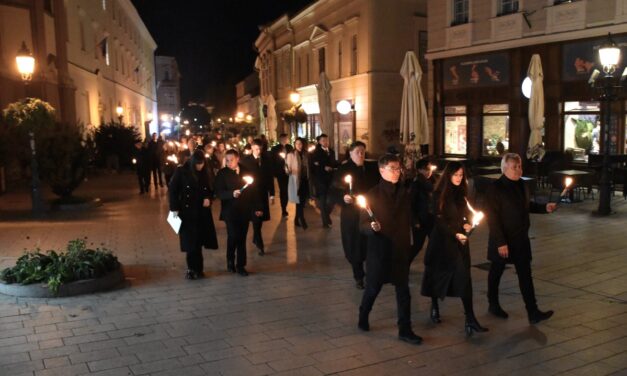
0, 239, 120, 295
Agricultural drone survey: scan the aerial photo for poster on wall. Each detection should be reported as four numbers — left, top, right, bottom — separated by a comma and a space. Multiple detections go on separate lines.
443, 53, 510, 90
562, 35, 627, 81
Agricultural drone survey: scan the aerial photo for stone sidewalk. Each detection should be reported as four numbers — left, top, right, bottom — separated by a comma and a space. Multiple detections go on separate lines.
0, 172, 625, 376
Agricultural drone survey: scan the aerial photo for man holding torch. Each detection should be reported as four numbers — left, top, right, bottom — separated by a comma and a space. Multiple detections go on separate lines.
331, 141, 379, 290
486, 153, 556, 324
357, 154, 422, 345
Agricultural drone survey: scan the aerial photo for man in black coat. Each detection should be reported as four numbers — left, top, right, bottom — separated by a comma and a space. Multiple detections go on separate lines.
332, 141, 379, 289
241, 138, 274, 256
487, 153, 556, 324
409, 158, 436, 263
270, 133, 293, 217
214, 149, 263, 276
358, 154, 422, 345
311, 134, 338, 228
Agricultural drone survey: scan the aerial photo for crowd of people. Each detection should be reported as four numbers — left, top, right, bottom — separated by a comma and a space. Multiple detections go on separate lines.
136, 130, 557, 346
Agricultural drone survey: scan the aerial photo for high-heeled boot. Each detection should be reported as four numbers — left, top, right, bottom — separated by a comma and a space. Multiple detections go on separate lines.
464, 313, 488, 337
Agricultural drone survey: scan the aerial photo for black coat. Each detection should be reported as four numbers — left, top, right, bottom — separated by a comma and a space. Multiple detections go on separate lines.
410, 174, 435, 231
311, 145, 338, 194
487, 175, 547, 264
332, 160, 380, 263
421, 188, 471, 298
214, 164, 262, 222
360, 180, 412, 286
168, 162, 218, 252
270, 143, 293, 178
240, 153, 275, 221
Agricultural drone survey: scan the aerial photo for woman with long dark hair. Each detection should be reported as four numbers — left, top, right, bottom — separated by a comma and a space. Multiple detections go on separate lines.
421, 162, 488, 336
285, 137, 310, 229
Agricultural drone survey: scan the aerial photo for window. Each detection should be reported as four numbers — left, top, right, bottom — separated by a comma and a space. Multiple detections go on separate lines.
452, 0, 469, 26
351, 35, 357, 75
444, 106, 467, 155
482, 104, 509, 156
563, 101, 600, 162
318, 47, 326, 74
499, 0, 519, 15
338, 42, 342, 78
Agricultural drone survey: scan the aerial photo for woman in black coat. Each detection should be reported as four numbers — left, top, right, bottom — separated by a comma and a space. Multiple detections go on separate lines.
168, 150, 218, 280
421, 161, 488, 337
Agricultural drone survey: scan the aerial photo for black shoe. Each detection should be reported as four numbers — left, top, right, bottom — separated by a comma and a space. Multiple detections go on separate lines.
488, 304, 509, 319
465, 315, 489, 337
227, 263, 236, 273
355, 279, 365, 290
528, 309, 554, 324
184, 270, 196, 280
430, 303, 441, 324
398, 330, 423, 345
258, 248, 265, 256
358, 317, 370, 332
237, 267, 249, 277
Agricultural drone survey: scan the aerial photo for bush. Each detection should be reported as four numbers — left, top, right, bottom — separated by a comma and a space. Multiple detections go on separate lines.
94, 122, 141, 168
0, 239, 120, 295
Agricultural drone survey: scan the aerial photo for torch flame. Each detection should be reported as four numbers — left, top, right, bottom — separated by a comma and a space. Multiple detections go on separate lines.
242, 176, 254, 185
344, 175, 352, 184
466, 199, 485, 228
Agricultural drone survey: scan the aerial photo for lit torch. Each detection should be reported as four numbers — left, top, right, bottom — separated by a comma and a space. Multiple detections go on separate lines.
356, 195, 376, 222
240, 176, 254, 193
344, 175, 353, 195
465, 199, 485, 237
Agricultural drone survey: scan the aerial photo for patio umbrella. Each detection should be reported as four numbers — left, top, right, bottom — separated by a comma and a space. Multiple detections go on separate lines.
265, 94, 277, 142
316, 72, 333, 143
399, 51, 429, 146
527, 54, 544, 153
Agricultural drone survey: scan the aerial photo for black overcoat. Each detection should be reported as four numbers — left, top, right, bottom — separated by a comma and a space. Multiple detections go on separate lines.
487, 175, 547, 264
311, 145, 338, 195
421, 188, 471, 298
214, 164, 262, 222
332, 160, 380, 264
168, 162, 218, 252
360, 180, 412, 286
240, 153, 274, 221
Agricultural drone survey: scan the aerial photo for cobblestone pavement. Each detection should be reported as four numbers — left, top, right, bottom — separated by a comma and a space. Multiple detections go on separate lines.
0, 172, 625, 376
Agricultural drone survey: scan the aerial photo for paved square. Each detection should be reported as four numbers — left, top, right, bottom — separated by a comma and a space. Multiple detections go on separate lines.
0, 172, 625, 375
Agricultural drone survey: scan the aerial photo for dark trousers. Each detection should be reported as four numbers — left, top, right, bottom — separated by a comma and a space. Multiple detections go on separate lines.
410, 226, 431, 264
226, 219, 249, 269
360, 282, 411, 331
151, 163, 163, 186
252, 217, 264, 250
277, 175, 289, 214
137, 171, 150, 192
185, 248, 203, 274
488, 260, 538, 313
317, 191, 333, 225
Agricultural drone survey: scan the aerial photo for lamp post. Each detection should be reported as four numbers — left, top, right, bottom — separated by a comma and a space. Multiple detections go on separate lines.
590, 33, 625, 216
16, 41, 43, 214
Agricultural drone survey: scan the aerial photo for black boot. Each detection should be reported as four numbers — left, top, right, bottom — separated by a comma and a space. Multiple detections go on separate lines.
528, 309, 554, 324
464, 313, 488, 337
488, 304, 509, 319
430, 300, 441, 324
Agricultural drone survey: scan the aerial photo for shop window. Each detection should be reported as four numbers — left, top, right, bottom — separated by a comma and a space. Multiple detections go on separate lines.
563, 101, 600, 162
451, 0, 469, 26
444, 106, 467, 155
499, 0, 519, 16
482, 104, 509, 157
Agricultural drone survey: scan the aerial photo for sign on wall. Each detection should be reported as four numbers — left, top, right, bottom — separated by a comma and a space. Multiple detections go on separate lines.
562, 35, 627, 82
443, 53, 510, 90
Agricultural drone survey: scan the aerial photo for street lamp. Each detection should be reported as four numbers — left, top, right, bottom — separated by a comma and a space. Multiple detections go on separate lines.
16, 42, 43, 214
590, 33, 625, 215
116, 104, 124, 124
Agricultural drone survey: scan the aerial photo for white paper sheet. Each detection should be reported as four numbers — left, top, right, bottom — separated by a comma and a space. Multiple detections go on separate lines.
167, 211, 182, 234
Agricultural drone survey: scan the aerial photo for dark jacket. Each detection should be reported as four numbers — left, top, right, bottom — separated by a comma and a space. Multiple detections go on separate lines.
360, 180, 412, 286
410, 174, 436, 230
270, 143, 294, 178
214, 164, 262, 222
421, 188, 471, 298
332, 160, 380, 263
311, 145, 338, 194
168, 162, 218, 251
240, 153, 275, 221
487, 175, 547, 263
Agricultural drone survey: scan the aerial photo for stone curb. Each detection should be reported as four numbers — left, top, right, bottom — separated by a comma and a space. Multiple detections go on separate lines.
0, 267, 125, 298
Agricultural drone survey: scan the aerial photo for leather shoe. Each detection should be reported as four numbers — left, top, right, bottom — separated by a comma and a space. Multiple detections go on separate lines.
528, 309, 553, 324
398, 330, 423, 345
488, 304, 509, 319
355, 279, 365, 290
237, 267, 249, 277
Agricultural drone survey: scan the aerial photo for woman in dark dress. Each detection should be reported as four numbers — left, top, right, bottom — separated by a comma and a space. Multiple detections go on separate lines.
421, 161, 488, 336
285, 138, 310, 229
168, 150, 218, 280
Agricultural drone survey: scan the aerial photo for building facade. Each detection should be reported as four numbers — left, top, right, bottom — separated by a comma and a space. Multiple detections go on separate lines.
427, 0, 627, 162
155, 56, 181, 135
0, 0, 157, 139
255, 0, 428, 155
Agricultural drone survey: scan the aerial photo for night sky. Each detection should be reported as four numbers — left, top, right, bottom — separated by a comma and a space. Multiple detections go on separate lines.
130, 0, 313, 115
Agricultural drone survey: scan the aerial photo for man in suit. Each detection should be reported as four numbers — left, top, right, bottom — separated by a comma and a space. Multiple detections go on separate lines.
486, 153, 556, 324
270, 133, 294, 217
311, 134, 338, 228
241, 138, 274, 256
214, 149, 263, 276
